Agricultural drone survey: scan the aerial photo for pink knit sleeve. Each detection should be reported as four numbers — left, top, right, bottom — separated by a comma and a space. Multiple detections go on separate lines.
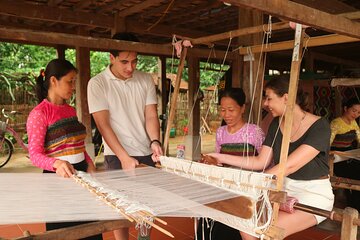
254, 125, 265, 153
27, 109, 57, 171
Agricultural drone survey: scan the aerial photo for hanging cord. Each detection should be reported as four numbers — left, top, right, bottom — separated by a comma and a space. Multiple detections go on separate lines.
180, 45, 213, 143
240, 16, 272, 171
146, 0, 175, 31
194, 37, 233, 151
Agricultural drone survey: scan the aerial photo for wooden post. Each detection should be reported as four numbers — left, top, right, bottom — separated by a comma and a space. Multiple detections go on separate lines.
111, 11, 126, 36
273, 23, 305, 222
238, 8, 263, 124
231, 53, 242, 88
185, 56, 201, 161
341, 207, 358, 240
56, 45, 66, 59
158, 57, 167, 143
163, 48, 188, 153
75, 28, 93, 158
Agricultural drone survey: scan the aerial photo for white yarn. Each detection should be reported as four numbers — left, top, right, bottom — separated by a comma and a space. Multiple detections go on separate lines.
0, 162, 275, 238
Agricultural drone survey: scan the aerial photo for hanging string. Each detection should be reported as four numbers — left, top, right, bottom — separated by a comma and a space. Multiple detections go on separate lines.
146, 0, 175, 31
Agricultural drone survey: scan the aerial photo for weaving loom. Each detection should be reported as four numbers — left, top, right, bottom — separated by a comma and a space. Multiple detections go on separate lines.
0, 156, 277, 238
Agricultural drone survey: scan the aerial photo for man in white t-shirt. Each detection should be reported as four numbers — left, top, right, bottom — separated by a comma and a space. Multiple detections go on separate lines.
87, 32, 163, 240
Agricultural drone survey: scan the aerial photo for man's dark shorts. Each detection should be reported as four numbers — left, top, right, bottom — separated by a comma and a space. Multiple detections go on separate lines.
104, 154, 155, 170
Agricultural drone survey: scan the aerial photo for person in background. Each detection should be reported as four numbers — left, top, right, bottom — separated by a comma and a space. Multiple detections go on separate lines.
203, 76, 334, 239
198, 88, 265, 240
87, 32, 163, 240
27, 59, 101, 239
330, 97, 360, 211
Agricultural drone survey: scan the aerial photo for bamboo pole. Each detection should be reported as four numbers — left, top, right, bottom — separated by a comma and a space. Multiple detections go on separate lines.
272, 23, 305, 224
163, 47, 188, 153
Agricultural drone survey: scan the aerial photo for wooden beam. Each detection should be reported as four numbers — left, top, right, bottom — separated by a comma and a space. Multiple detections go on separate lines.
47, 0, 64, 7
339, 11, 360, 20
185, 56, 201, 161
0, 0, 113, 28
239, 34, 359, 54
96, 0, 127, 13
0, 0, 209, 42
164, 48, 188, 153
0, 18, 76, 35
0, 27, 232, 59
311, 51, 360, 68
15, 220, 132, 240
221, 0, 360, 39
72, 0, 93, 10
191, 22, 289, 45
341, 208, 359, 240
274, 23, 305, 222
118, 0, 164, 17
291, 0, 358, 14
0, 27, 170, 55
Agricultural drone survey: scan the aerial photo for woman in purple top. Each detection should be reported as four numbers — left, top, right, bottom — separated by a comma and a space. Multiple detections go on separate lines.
216, 88, 265, 156
197, 88, 265, 240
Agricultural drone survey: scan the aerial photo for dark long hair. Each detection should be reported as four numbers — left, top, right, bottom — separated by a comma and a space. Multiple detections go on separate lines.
219, 88, 246, 106
35, 59, 77, 103
343, 97, 360, 109
265, 75, 309, 110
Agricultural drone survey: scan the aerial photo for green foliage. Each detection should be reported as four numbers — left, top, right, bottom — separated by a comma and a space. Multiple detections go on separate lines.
0, 42, 229, 105
0, 42, 57, 73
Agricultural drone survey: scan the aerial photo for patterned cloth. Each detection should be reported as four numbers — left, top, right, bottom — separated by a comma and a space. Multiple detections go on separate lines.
220, 142, 257, 156
330, 117, 360, 150
27, 99, 92, 171
216, 123, 264, 154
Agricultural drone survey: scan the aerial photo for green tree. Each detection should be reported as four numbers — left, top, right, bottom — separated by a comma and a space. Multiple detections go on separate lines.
0, 42, 56, 73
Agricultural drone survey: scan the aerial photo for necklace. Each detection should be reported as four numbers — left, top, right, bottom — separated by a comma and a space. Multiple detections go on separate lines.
291, 111, 306, 140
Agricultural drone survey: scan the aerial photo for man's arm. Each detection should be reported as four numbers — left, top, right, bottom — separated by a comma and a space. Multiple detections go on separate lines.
92, 110, 139, 169
145, 104, 163, 161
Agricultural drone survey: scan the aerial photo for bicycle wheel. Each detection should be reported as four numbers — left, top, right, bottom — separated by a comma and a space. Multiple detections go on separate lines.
0, 138, 13, 168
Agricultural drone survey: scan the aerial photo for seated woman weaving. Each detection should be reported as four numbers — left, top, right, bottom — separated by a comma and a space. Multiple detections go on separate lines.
330, 97, 360, 211
203, 76, 334, 239
197, 88, 265, 240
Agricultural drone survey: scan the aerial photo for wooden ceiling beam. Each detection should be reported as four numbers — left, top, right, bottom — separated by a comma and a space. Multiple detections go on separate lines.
118, 0, 164, 17
191, 22, 289, 45
291, 0, 358, 14
311, 51, 360, 68
0, 27, 233, 60
239, 34, 359, 54
339, 11, 360, 20
0, 0, 113, 28
161, 0, 222, 25
47, 0, 64, 7
0, 0, 205, 38
222, 0, 360, 39
96, 0, 128, 13
0, 18, 76, 35
72, 0, 94, 10
0, 0, 207, 40
138, 0, 195, 19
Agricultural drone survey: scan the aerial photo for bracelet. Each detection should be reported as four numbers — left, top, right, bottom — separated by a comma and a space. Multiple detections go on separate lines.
150, 139, 161, 147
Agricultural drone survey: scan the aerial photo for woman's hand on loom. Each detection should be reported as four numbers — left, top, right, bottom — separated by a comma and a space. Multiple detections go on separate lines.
53, 160, 76, 178
200, 153, 223, 166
